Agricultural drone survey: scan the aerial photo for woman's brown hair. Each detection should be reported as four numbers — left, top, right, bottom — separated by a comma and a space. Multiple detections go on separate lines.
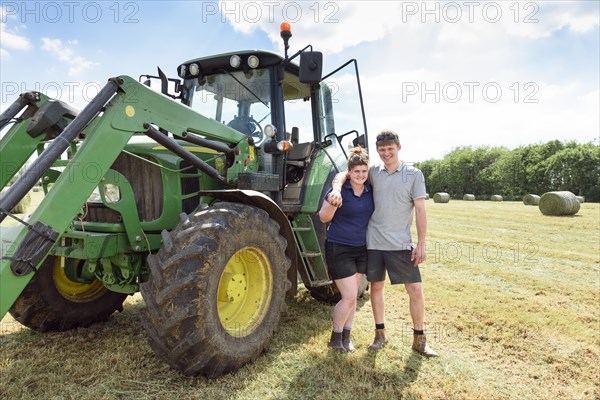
347, 146, 369, 170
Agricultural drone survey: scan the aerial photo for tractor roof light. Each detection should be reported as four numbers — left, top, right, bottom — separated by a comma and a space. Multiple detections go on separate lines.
178, 64, 187, 78
247, 55, 260, 69
280, 21, 292, 58
280, 22, 291, 37
189, 63, 200, 76
230, 55, 241, 68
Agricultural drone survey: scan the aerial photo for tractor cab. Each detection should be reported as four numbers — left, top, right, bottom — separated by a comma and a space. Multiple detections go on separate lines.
175, 38, 368, 210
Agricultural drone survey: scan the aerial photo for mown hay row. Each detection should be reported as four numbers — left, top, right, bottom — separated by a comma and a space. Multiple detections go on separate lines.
523, 194, 540, 206
463, 194, 475, 201
433, 192, 450, 203
490, 195, 503, 202
539, 191, 580, 216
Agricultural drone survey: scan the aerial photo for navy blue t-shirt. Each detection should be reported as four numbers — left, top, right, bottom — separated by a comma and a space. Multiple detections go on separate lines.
324, 181, 374, 246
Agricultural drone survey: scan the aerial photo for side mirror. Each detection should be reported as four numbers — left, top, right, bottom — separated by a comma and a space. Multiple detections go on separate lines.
299, 51, 323, 84
353, 134, 366, 148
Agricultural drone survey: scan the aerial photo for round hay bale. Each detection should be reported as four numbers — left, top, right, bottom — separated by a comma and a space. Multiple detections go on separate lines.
1, 188, 32, 214
425, 193, 430, 200
463, 194, 475, 201
490, 195, 503, 202
576, 196, 585, 203
539, 191, 580, 216
433, 192, 450, 203
11, 192, 32, 214
523, 194, 540, 206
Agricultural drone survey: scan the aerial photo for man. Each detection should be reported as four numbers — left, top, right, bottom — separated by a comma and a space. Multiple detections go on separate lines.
328, 130, 438, 357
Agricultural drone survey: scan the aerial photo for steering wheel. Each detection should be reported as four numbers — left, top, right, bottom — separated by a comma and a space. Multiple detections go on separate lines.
227, 116, 264, 143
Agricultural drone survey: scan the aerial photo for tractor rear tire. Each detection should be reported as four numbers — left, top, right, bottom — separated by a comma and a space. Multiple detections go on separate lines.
9, 256, 127, 331
140, 202, 290, 377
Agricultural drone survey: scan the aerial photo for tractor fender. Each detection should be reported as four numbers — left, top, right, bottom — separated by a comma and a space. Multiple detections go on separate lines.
198, 189, 298, 296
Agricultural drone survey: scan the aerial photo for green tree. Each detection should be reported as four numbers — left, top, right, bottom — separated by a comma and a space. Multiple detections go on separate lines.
545, 143, 600, 200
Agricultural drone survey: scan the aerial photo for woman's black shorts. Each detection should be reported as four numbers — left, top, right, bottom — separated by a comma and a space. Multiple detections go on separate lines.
324, 240, 368, 280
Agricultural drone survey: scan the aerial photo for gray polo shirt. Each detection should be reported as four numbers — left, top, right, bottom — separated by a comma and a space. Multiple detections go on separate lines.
367, 163, 427, 251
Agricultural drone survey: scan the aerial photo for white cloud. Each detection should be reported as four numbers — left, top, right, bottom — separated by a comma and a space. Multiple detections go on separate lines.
503, 1, 599, 38
220, 1, 402, 53
0, 8, 32, 57
357, 69, 598, 162
41, 38, 99, 77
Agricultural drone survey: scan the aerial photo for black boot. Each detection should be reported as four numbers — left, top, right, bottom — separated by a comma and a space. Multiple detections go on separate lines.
328, 331, 347, 353
342, 329, 354, 352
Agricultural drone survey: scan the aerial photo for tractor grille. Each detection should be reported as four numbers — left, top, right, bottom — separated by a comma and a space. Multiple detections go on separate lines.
85, 153, 163, 222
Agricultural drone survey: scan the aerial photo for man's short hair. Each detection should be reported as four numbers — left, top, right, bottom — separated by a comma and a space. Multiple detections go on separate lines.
375, 129, 400, 147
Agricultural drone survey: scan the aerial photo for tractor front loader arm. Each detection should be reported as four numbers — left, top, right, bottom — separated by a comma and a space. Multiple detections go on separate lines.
0, 91, 78, 189
1, 75, 247, 320
1, 78, 127, 319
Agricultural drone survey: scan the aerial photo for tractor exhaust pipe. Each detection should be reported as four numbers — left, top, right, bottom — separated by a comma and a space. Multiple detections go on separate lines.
144, 124, 229, 186
0, 79, 120, 223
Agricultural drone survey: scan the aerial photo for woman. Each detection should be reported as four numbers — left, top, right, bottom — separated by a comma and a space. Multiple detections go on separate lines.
318, 146, 374, 352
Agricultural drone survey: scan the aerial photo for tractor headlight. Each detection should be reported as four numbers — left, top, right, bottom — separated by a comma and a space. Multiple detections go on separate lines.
87, 187, 102, 203
103, 184, 121, 204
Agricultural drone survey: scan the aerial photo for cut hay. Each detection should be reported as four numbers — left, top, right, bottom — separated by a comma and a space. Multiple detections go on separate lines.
490, 195, 503, 202
576, 196, 585, 203
463, 194, 475, 201
539, 191, 580, 216
433, 192, 450, 203
523, 194, 540, 206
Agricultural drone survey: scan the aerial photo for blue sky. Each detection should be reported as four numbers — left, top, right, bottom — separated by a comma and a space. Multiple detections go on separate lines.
1, 1, 598, 162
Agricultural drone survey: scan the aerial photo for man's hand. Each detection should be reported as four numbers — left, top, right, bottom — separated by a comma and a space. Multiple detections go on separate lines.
327, 190, 343, 208
411, 242, 426, 266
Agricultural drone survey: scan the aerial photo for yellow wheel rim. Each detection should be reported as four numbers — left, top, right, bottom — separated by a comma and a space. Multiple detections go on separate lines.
217, 247, 273, 337
52, 257, 106, 302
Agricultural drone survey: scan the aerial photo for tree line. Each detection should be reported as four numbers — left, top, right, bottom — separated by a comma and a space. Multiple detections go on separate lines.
414, 140, 600, 202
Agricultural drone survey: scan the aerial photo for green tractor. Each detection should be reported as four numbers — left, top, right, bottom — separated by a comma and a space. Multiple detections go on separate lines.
0, 25, 369, 377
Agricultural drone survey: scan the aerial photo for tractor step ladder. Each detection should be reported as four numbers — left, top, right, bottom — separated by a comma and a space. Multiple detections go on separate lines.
291, 214, 332, 287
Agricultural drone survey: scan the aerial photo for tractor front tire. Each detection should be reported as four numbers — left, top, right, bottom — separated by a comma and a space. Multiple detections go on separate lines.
140, 202, 290, 377
9, 256, 127, 331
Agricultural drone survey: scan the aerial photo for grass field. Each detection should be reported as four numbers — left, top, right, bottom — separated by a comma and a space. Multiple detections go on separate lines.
1, 195, 599, 400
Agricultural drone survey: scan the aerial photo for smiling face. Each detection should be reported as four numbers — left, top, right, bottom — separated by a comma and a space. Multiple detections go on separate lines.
376, 142, 401, 169
349, 164, 369, 186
